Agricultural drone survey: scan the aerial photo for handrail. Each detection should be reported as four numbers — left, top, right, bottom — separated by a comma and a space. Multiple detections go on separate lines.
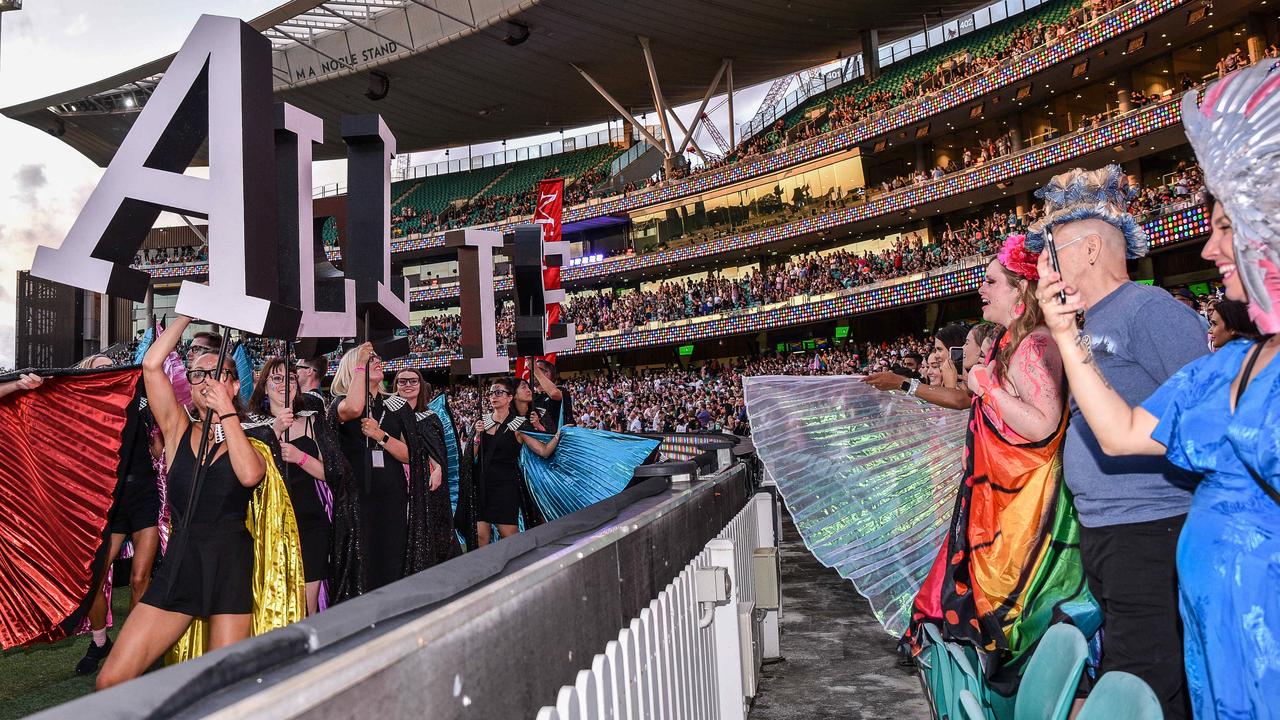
398, 125, 662, 181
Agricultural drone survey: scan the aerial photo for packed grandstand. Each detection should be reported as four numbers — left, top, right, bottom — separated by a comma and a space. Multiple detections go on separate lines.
98, 0, 1269, 432
8, 0, 1280, 716
57, 0, 1253, 414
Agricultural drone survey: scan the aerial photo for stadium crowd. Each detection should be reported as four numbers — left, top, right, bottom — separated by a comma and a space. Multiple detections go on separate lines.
715, 0, 1125, 163
402, 163, 1202, 355
441, 334, 937, 437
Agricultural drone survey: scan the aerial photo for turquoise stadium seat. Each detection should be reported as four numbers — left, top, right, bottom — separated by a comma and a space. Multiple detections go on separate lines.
957, 623, 1087, 720
1014, 624, 1088, 720
1076, 672, 1163, 720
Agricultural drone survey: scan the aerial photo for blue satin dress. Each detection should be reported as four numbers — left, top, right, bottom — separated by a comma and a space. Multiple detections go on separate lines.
1142, 339, 1280, 719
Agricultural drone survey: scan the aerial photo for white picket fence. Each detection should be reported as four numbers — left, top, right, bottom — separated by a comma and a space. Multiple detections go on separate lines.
535, 492, 779, 720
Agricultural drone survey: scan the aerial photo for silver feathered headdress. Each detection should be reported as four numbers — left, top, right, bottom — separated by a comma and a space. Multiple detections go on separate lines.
1181, 61, 1280, 331
1024, 164, 1149, 259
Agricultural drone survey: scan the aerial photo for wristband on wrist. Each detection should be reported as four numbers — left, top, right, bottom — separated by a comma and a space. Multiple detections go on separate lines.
907, 379, 921, 397
381, 433, 391, 445
297, 451, 310, 466
218, 412, 238, 422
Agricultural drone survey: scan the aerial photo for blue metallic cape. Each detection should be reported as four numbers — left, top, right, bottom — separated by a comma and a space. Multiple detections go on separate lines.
519, 428, 659, 521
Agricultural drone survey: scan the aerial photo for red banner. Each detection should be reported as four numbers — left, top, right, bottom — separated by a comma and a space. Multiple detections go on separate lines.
517, 179, 566, 379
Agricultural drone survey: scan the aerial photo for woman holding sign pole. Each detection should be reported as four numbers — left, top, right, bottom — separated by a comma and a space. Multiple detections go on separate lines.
328, 343, 432, 600
97, 317, 300, 689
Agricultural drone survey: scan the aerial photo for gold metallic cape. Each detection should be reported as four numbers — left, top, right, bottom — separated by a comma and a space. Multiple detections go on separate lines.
166, 438, 306, 663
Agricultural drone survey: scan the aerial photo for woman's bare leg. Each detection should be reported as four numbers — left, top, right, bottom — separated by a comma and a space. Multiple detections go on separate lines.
128, 527, 160, 611
86, 534, 127, 632
476, 521, 492, 547
208, 614, 253, 650
304, 581, 321, 616
96, 604, 194, 690
497, 524, 519, 539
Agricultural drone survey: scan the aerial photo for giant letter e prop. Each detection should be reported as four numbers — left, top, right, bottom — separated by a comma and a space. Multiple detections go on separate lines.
30, 15, 299, 337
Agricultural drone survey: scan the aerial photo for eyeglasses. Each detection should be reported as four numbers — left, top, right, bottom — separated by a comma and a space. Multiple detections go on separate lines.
487, 389, 511, 397
1053, 234, 1089, 252
188, 344, 215, 356
186, 368, 226, 385
395, 378, 420, 386
295, 365, 314, 373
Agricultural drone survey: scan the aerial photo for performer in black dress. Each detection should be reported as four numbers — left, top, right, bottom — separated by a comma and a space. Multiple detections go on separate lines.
468, 377, 561, 547
98, 316, 265, 690
328, 343, 431, 600
249, 358, 333, 615
393, 368, 462, 565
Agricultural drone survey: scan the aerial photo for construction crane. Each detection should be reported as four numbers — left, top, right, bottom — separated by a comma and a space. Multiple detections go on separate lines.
745, 74, 799, 130
700, 112, 731, 157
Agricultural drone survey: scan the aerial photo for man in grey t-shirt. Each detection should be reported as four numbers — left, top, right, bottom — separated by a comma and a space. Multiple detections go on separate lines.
1026, 166, 1203, 720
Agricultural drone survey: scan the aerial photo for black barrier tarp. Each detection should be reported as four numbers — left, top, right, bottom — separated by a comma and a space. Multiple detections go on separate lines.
33, 475, 677, 720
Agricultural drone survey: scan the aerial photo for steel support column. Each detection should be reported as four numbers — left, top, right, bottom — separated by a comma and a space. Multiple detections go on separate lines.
726, 59, 736, 147
674, 60, 728, 159
571, 64, 669, 155
666, 110, 710, 164
638, 36, 676, 159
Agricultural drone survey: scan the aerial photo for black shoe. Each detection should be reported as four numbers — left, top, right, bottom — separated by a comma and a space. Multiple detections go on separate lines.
74, 637, 112, 675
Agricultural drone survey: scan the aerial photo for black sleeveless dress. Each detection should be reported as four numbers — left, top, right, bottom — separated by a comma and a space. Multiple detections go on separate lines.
335, 395, 410, 591
286, 420, 331, 583
477, 414, 527, 526
140, 425, 254, 616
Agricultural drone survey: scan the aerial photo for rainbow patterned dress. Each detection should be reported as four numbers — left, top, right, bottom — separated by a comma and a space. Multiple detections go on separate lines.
904, 383, 1100, 692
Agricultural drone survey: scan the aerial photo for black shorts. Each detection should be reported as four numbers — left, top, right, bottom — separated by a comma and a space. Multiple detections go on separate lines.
110, 473, 161, 535
140, 524, 253, 617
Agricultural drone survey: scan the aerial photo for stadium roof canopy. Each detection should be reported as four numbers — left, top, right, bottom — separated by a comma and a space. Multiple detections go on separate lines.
3, 0, 987, 166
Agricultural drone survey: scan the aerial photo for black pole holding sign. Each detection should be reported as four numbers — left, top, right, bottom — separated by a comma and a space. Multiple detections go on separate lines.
283, 340, 292, 485
362, 309, 373, 495
165, 332, 232, 602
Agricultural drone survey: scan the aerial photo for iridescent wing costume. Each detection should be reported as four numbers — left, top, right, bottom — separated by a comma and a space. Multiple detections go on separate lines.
742, 375, 966, 637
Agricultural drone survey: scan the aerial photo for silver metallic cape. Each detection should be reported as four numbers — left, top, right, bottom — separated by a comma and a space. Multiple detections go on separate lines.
743, 376, 967, 636
1181, 61, 1280, 321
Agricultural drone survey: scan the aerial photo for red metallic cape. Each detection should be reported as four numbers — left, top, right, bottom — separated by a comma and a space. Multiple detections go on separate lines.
0, 368, 140, 647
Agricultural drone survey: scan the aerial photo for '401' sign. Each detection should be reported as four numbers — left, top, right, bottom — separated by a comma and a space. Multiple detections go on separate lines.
30, 15, 573, 373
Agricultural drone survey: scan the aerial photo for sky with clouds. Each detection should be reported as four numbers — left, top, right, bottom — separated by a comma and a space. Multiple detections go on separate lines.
0, 1, 770, 370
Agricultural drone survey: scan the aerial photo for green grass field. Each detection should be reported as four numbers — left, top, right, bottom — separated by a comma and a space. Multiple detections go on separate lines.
0, 588, 133, 719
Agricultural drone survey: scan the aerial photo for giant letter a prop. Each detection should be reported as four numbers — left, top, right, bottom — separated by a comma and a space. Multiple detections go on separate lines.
29, 15, 299, 337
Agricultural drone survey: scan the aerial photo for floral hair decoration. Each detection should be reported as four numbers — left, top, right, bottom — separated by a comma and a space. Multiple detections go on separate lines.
998, 234, 1040, 281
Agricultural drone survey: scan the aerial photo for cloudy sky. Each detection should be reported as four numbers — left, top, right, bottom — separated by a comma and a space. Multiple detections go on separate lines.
0, 1, 770, 370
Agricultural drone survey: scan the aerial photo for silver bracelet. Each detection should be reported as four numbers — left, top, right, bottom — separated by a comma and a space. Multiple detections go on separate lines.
907, 379, 921, 397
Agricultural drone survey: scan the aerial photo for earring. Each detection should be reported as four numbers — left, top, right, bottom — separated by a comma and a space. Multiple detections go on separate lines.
1014, 301, 1026, 317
